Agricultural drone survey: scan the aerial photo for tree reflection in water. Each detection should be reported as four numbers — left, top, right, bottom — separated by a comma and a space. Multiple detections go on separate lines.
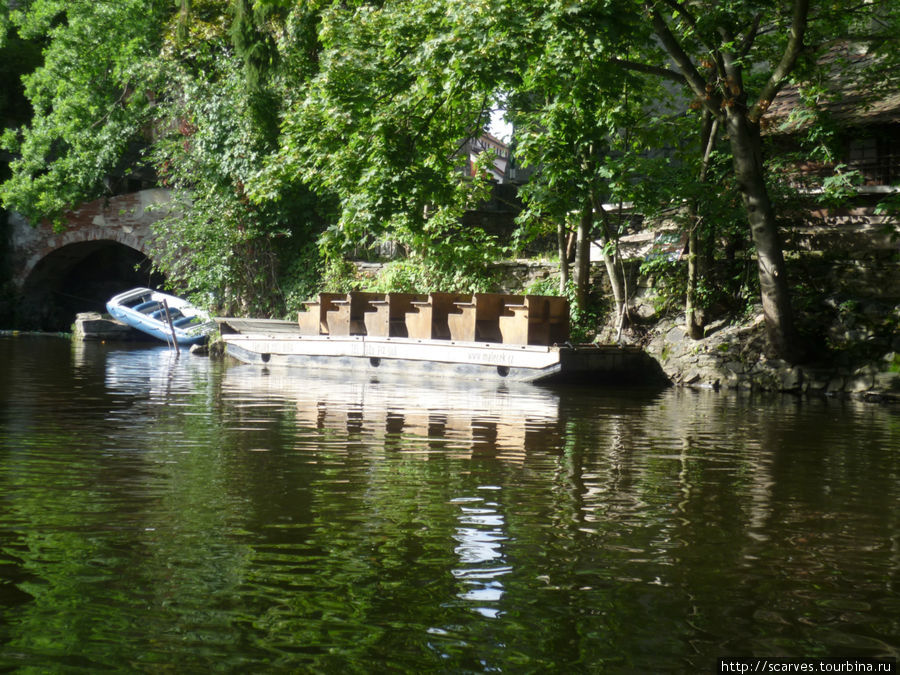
1, 340, 898, 672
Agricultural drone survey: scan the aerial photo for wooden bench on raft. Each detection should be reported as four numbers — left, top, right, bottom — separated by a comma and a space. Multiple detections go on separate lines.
297, 293, 345, 335
326, 292, 384, 336
447, 293, 524, 343
405, 292, 470, 340
363, 293, 427, 338
297, 291, 571, 346
498, 295, 570, 346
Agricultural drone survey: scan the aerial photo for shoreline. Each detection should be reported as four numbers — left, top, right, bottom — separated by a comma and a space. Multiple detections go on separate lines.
627, 311, 900, 404
5, 317, 898, 403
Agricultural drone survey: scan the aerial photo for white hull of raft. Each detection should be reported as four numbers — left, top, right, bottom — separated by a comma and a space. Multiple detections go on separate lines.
225, 333, 562, 382
217, 318, 658, 385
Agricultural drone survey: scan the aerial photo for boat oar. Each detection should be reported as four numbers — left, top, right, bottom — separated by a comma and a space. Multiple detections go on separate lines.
162, 299, 177, 350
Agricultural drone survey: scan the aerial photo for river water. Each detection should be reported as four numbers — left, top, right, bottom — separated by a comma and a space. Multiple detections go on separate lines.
0, 336, 898, 672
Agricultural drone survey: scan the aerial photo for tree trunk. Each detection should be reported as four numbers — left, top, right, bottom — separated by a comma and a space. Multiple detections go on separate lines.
685, 228, 703, 338
573, 198, 592, 309
725, 109, 799, 362
686, 113, 717, 340
590, 193, 626, 332
557, 220, 569, 295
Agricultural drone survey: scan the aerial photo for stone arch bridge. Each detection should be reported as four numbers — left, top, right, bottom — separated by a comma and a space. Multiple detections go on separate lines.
6, 189, 172, 330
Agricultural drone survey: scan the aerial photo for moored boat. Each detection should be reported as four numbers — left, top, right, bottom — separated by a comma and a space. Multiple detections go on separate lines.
216, 292, 666, 384
106, 287, 217, 346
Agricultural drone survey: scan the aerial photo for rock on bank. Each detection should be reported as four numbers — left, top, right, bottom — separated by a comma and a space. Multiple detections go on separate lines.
637, 311, 900, 403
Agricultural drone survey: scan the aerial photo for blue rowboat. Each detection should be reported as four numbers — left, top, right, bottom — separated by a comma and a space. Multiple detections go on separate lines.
106, 287, 216, 346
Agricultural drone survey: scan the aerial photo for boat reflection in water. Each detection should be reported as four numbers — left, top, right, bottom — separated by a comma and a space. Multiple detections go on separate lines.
221, 363, 570, 621
221, 363, 567, 464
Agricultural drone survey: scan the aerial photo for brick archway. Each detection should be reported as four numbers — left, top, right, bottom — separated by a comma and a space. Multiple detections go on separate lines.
7, 189, 172, 329
10, 188, 171, 288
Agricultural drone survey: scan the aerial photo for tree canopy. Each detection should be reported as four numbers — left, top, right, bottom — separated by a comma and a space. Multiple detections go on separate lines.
1, 0, 170, 224
2, 0, 898, 350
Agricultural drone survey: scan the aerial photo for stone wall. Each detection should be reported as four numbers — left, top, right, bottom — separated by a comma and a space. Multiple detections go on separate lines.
642, 313, 900, 401
9, 188, 171, 288
629, 208, 900, 401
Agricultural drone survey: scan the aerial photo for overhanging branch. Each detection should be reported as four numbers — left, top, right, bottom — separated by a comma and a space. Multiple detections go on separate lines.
609, 57, 686, 84
748, 0, 810, 123
659, 0, 714, 53
738, 13, 762, 59
644, 2, 724, 118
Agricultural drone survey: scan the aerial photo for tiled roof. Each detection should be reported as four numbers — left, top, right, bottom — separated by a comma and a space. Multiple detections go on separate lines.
762, 43, 900, 133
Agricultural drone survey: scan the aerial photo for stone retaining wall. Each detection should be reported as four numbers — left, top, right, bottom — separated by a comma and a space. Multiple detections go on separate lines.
641, 314, 900, 402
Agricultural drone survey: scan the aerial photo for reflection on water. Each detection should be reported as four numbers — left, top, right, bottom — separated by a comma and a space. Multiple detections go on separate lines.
103, 344, 205, 395
451, 488, 510, 620
222, 364, 565, 461
1, 338, 898, 672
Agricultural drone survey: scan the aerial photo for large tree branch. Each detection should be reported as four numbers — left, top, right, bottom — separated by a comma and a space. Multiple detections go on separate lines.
698, 111, 719, 183
609, 57, 686, 83
659, 0, 714, 53
645, 2, 723, 118
717, 25, 746, 99
748, 0, 810, 123
90, 84, 131, 130
738, 13, 762, 59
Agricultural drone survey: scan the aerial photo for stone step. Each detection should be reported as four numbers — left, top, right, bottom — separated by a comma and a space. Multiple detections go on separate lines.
73, 312, 154, 342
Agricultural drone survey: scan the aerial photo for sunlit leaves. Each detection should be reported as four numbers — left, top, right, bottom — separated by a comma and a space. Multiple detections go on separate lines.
507, 0, 670, 225
0, 0, 170, 225
253, 0, 505, 285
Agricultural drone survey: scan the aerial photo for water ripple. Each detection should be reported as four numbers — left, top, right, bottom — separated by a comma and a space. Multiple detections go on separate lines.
1, 339, 898, 671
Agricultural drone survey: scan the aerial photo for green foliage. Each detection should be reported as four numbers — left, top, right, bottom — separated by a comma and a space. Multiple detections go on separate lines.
254, 0, 500, 268
506, 0, 669, 258
3, 0, 898, 332
147, 53, 278, 313
766, 108, 868, 212
565, 281, 608, 344
318, 257, 364, 294
889, 353, 900, 374
874, 191, 900, 226
523, 275, 559, 298
0, 26, 41, 132
639, 255, 686, 317
367, 217, 504, 293
640, 247, 761, 322
0, 0, 172, 226
1, 0, 331, 317
368, 260, 431, 294
370, 252, 499, 295
278, 240, 325, 316
144, 2, 329, 316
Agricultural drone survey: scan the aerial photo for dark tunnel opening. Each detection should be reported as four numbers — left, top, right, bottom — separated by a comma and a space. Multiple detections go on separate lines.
17, 241, 165, 331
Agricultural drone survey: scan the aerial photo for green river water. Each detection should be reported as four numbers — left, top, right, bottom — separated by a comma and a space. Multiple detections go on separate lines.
1, 336, 898, 673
